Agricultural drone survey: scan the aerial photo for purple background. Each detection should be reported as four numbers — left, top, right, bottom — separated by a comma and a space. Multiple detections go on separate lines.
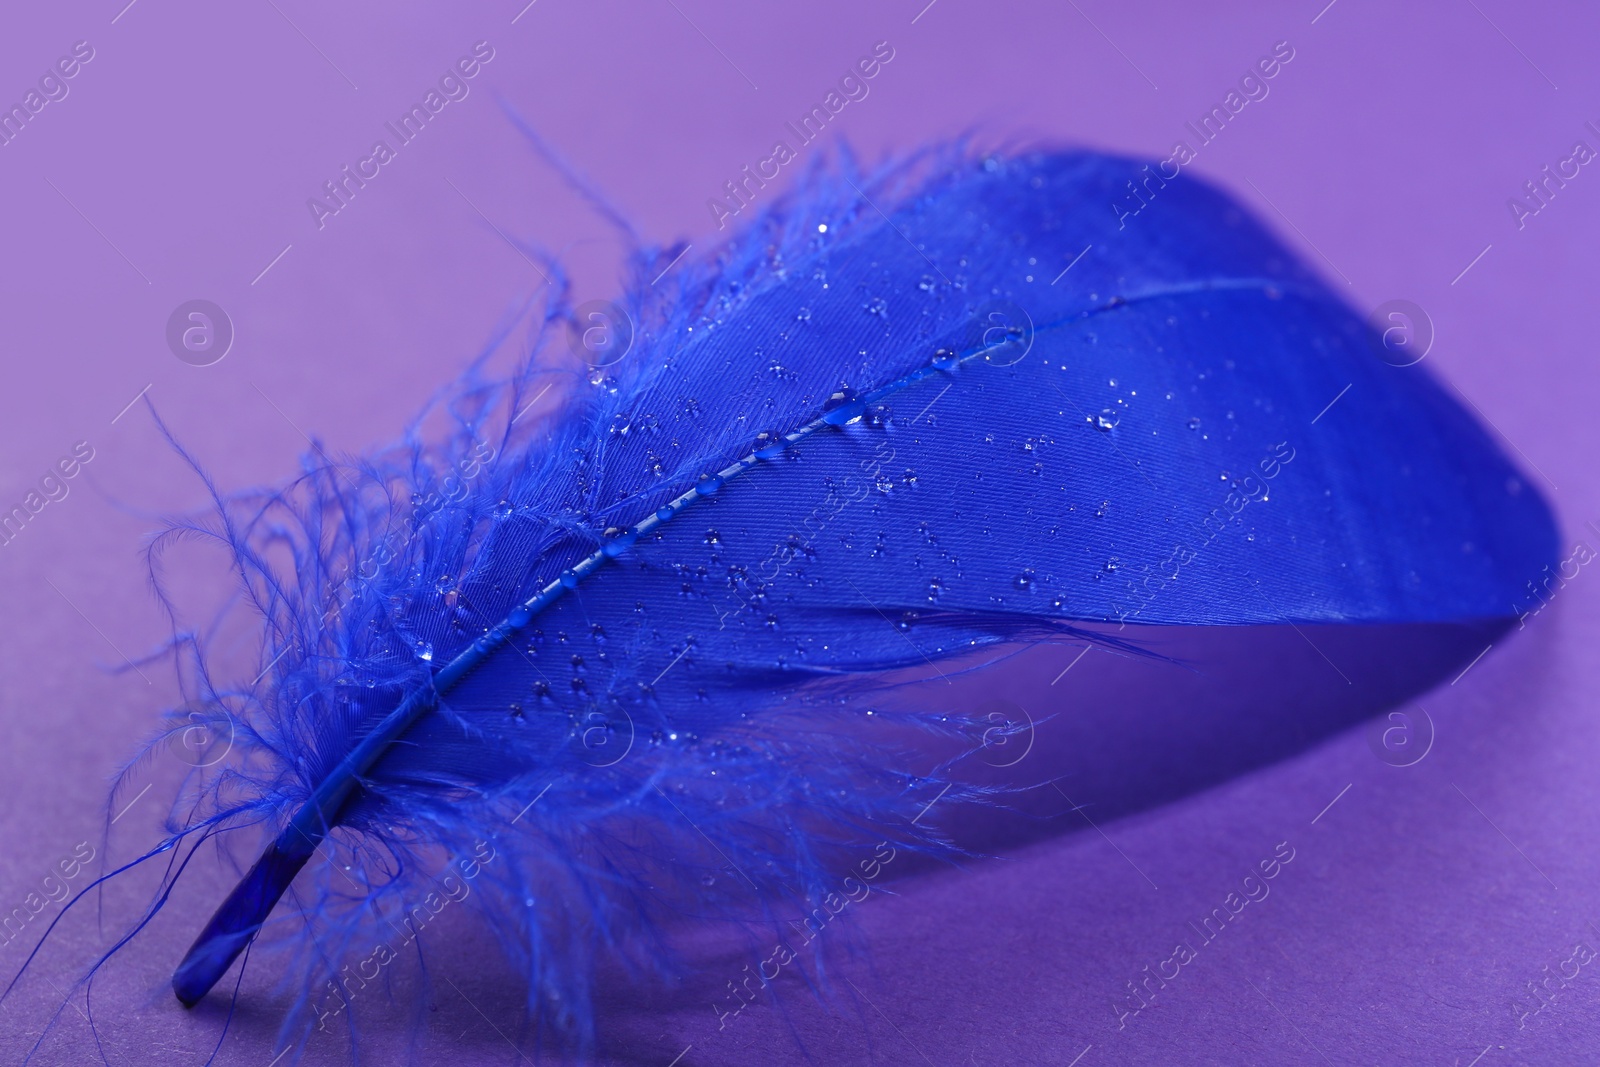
2, 1, 1598, 1063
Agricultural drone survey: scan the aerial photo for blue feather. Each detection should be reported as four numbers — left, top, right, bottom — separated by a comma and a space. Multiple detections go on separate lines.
39, 143, 1557, 1057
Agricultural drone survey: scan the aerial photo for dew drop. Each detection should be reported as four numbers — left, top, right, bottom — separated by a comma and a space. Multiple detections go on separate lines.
931, 347, 959, 371
695, 473, 725, 496
822, 388, 867, 426
755, 431, 787, 460
602, 528, 639, 557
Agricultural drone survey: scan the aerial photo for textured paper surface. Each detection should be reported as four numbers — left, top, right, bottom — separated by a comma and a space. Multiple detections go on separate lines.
0, 2, 1594, 1063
